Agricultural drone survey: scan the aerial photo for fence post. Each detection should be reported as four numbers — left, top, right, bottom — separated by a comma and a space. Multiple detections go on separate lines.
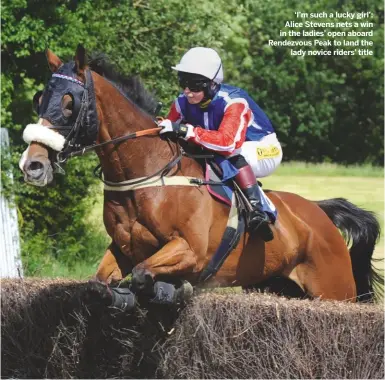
1, 128, 23, 278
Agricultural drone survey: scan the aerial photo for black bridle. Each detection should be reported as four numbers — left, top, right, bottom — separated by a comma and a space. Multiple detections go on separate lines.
42, 67, 213, 186
45, 68, 98, 165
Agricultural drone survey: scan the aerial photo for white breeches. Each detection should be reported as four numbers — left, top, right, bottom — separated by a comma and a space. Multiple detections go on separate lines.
231, 133, 283, 178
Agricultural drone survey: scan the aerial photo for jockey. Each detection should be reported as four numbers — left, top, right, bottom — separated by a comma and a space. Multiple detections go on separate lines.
159, 47, 283, 241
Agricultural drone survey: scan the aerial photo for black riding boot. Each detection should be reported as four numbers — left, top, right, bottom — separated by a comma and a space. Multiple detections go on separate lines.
243, 184, 274, 242
231, 156, 274, 242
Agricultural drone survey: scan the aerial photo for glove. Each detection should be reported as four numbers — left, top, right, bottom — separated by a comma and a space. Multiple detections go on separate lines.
158, 119, 192, 139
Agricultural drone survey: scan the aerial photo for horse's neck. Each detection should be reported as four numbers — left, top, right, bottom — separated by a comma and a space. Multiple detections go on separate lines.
93, 75, 176, 182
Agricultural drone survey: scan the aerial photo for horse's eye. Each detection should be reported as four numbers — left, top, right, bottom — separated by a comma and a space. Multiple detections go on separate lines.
61, 94, 73, 118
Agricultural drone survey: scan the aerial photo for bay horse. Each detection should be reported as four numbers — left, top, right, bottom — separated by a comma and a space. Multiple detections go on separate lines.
19, 45, 382, 303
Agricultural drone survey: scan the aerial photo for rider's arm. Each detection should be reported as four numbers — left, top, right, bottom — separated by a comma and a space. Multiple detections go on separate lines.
185, 99, 252, 156
166, 101, 183, 123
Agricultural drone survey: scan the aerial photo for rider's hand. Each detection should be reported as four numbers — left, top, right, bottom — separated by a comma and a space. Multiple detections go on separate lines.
158, 119, 193, 139
158, 119, 176, 134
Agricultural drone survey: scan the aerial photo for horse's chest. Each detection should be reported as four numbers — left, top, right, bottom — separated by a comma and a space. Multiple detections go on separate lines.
104, 198, 163, 264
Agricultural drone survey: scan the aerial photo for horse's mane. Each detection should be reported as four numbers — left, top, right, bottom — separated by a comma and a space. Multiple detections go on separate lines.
88, 53, 158, 116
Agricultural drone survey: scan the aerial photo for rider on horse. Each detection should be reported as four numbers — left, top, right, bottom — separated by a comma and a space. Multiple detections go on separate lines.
159, 47, 283, 242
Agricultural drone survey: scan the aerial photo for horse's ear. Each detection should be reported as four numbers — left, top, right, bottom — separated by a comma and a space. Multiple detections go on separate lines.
74, 44, 87, 73
46, 49, 63, 72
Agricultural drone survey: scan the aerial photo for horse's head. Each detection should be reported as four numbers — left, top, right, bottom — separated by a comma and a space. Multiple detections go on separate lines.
19, 45, 99, 186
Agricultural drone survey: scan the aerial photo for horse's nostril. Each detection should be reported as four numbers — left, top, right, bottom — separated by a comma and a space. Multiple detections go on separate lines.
25, 159, 46, 180
29, 161, 44, 171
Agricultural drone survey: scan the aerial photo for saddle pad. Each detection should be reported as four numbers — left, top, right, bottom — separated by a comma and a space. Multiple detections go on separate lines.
205, 163, 277, 223
206, 164, 233, 206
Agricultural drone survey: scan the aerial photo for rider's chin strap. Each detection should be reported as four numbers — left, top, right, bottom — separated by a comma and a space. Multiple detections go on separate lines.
199, 98, 212, 109
199, 82, 219, 108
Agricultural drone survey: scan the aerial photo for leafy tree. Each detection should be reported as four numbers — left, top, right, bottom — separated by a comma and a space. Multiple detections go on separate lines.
1, 0, 244, 274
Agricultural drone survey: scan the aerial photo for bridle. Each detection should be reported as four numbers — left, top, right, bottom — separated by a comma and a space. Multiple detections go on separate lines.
43, 68, 212, 186
41, 68, 99, 168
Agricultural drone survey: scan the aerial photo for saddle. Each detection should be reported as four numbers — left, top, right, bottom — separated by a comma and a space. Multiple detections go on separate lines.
205, 160, 277, 224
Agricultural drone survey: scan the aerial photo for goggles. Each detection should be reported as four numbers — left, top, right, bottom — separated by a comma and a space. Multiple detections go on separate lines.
178, 74, 209, 92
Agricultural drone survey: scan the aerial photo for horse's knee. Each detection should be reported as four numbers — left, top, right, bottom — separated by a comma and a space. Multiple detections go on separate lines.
95, 267, 124, 285
96, 244, 133, 284
95, 253, 124, 284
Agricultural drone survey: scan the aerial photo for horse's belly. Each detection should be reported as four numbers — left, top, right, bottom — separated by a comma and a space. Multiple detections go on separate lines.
211, 206, 302, 287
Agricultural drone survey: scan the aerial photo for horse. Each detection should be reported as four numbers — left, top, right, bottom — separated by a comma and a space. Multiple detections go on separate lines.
19, 45, 382, 303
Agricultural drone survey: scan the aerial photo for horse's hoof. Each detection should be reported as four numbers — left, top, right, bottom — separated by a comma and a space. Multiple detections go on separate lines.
110, 287, 136, 311
176, 280, 194, 302
131, 267, 154, 295
151, 281, 177, 304
151, 280, 194, 305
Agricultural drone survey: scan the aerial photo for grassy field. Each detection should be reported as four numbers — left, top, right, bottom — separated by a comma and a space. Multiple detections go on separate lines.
264, 162, 383, 177
66, 162, 385, 279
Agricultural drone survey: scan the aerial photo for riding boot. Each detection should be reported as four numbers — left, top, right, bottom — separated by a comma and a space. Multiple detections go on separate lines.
243, 184, 273, 241
234, 162, 274, 242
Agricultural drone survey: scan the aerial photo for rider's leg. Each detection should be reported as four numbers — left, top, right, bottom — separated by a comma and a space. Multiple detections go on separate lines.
229, 155, 273, 242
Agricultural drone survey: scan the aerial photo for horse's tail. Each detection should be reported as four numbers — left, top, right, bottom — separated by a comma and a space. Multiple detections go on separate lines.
316, 198, 383, 302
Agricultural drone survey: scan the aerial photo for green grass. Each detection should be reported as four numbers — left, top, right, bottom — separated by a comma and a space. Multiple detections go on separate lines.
272, 161, 384, 177
22, 227, 109, 280
32, 260, 99, 280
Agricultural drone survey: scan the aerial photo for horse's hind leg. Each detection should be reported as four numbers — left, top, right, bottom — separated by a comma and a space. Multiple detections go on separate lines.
297, 233, 357, 301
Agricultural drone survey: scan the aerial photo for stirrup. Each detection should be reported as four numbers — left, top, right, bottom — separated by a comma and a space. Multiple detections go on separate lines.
258, 222, 274, 242
248, 215, 274, 242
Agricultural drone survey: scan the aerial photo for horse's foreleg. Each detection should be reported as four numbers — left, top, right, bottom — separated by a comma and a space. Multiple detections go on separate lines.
95, 242, 133, 285
131, 236, 198, 294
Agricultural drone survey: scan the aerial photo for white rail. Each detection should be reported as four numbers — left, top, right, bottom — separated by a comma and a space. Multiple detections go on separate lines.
1, 128, 23, 278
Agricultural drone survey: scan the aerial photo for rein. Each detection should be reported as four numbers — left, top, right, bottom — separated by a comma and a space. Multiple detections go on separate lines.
94, 138, 184, 187
93, 137, 215, 188
66, 126, 162, 159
